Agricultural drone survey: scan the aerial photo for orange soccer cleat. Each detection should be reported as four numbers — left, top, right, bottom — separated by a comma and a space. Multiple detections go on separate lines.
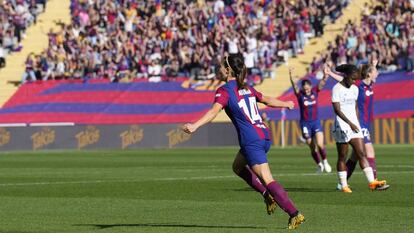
341, 185, 353, 193
369, 179, 389, 191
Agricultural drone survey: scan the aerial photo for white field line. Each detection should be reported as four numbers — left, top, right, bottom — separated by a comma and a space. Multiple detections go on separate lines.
379, 165, 414, 168
0, 170, 413, 187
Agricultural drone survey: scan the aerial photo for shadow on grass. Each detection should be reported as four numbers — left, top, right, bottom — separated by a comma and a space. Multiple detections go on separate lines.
75, 223, 266, 230
233, 187, 336, 193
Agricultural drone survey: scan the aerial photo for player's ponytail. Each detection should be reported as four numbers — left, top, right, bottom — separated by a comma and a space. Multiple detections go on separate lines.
225, 54, 247, 90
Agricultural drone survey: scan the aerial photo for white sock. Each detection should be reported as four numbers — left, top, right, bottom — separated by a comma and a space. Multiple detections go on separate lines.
338, 171, 348, 187
318, 162, 324, 168
363, 167, 375, 183
323, 159, 329, 165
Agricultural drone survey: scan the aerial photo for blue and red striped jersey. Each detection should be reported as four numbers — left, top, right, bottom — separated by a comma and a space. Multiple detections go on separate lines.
214, 80, 270, 146
355, 80, 374, 127
296, 86, 320, 122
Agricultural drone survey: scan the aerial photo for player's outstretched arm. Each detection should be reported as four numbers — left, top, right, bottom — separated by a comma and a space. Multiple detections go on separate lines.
324, 64, 344, 82
318, 70, 329, 91
261, 96, 294, 109
182, 103, 223, 134
332, 102, 359, 133
289, 67, 300, 94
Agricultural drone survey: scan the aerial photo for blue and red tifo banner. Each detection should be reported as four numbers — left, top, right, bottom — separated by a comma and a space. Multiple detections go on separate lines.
0, 72, 412, 124
263, 72, 414, 121
0, 79, 215, 124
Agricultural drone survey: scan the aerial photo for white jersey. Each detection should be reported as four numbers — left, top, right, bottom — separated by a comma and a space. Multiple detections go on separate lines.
331, 83, 363, 143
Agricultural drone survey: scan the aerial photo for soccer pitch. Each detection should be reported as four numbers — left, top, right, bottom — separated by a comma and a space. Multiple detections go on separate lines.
0, 145, 412, 233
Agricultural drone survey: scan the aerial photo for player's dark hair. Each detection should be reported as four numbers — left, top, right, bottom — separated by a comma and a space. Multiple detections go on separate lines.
301, 79, 312, 87
335, 64, 359, 79
336, 64, 360, 88
223, 54, 247, 90
360, 64, 374, 80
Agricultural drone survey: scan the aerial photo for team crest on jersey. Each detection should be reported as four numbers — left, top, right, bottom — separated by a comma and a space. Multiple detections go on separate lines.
238, 89, 252, 95
311, 95, 315, 99
304, 100, 316, 106
365, 90, 374, 96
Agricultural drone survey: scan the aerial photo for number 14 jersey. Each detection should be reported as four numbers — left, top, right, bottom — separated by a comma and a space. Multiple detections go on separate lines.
214, 80, 270, 146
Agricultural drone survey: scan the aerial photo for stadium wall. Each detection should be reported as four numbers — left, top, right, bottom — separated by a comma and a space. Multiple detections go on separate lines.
0, 123, 238, 151
267, 118, 414, 146
0, 118, 412, 151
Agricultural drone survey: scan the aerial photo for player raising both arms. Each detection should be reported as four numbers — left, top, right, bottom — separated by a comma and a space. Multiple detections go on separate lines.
289, 68, 332, 173
325, 60, 389, 190
330, 64, 388, 193
182, 54, 305, 229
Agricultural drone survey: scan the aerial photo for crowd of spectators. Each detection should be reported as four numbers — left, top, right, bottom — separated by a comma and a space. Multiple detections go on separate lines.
0, 0, 47, 70
22, 0, 349, 85
309, 0, 414, 80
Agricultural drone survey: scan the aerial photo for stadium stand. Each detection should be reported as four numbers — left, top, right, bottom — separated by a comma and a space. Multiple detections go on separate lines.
0, 0, 70, 106
22, 0, 348, 85
0, 0, 47, 70
308, 0, 414, 73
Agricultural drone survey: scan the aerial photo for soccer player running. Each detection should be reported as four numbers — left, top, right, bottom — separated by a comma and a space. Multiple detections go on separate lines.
329, 64, 388, 193
182, 54, 305, 229
289, 67, 332, 173
325, 61, 389, 190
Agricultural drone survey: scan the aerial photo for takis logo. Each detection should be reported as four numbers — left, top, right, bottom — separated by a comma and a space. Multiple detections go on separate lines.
120, 125, 144, 149
166, 127, 191, 148
0, 128, 11, 147
31, 127, 55, 150
76, 126, 100, 149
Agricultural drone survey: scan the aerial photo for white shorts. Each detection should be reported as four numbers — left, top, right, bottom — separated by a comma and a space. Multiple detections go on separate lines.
332, 123, 363, 143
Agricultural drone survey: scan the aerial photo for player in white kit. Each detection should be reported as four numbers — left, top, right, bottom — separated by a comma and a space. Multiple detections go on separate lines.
331, 64, 388, 193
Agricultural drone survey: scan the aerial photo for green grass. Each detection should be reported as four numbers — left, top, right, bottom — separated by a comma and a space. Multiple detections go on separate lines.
0, 145, 413, 233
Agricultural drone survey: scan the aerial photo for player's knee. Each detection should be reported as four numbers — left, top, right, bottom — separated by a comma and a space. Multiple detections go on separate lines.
317, 143, 324, 150
358, 149, 367, 158
356, 151, 367, 161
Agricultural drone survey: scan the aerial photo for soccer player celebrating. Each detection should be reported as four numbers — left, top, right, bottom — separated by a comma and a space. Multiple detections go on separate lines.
182, 54, 305, 229
324, 61, 389, 190
289, 67, 332, 173
329, 64, 388, 193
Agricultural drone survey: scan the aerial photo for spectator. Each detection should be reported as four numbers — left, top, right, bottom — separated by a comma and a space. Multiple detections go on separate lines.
0, 42, 5, 68
25, 0, 347, 85
310, 0, 414, 75
0, 0, 47, 70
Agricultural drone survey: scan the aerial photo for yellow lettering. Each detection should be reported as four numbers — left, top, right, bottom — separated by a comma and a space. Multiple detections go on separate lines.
0, 128, 11, 147
166, 128, 191, 148
284, 121, 290, 146
374, 119, 380, 144
409, 118, 414, 144
396, 119, 407, 144
382, 119, 396, 144
76, 126, 100, 149
291, 121, 302, 146
31, 128, 55, 150
270, 121, 281, 146
120, 126, 144, 149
